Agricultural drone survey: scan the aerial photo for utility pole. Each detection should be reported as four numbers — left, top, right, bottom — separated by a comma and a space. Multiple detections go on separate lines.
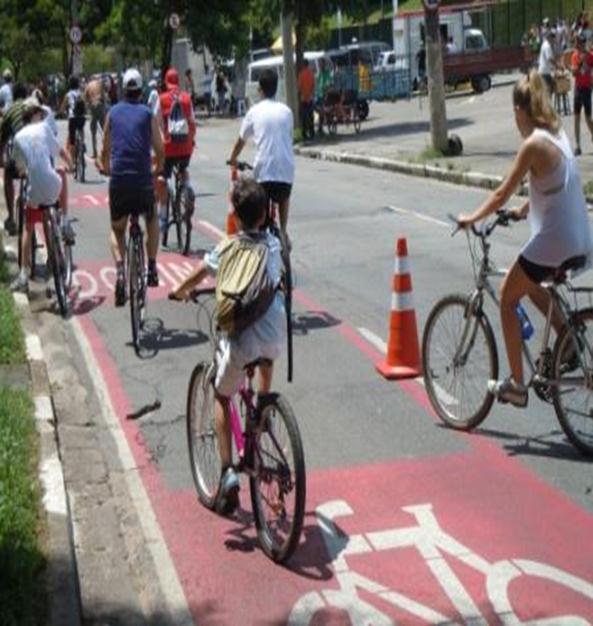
424, 0, 448, 153
281, 7, 299, 130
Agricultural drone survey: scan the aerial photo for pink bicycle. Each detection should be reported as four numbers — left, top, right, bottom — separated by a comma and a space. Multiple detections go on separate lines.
185, 288, 306, 564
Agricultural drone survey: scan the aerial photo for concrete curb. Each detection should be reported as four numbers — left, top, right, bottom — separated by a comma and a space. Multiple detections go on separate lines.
2, 238, 81, 626
294, 145, 531, 195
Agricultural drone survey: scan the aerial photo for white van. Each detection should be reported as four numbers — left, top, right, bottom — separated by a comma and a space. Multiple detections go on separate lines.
246, 51, 329, 107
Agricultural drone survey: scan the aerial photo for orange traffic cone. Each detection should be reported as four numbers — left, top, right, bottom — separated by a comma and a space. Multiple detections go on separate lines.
226, 167, 239, 236
375, 238, 422, 379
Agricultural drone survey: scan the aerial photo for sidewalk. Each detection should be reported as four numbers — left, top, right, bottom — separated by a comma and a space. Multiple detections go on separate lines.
294, 75, 593, 198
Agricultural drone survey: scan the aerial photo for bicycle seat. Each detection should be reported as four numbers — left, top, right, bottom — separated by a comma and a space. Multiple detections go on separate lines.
553, 255, 587, 284
243, 358, 273, 372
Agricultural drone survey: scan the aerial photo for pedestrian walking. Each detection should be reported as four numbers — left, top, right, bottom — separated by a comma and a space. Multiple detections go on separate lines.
571, 34, 593, 155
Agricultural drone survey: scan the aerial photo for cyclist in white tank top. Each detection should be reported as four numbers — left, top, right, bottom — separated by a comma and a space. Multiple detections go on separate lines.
458, 70, 593, 408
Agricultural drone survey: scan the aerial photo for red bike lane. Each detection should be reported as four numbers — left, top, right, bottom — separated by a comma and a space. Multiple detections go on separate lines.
71, 276, 593, 626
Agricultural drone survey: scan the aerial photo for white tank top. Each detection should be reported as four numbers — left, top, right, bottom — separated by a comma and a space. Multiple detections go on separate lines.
523, 127, 593, 270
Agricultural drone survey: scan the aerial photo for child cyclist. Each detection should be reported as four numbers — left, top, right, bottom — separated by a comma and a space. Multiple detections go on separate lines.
169, 178, 286, 515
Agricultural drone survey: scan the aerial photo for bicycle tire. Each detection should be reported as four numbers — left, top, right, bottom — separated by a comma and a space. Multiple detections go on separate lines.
353, 110, 361, 134
30, 227, 38, 279
552, 307, 593, 456
422, 293, 498, 430
175, 185, 192, 255
249, 393, 306, 564
45, 210, 69, 318
16, 188, 25, 267
161, 192, 172, 248
128, 234, 144, 355
186, 361, 221, 509
181, 185, 193, 256
63, 242, 73, 293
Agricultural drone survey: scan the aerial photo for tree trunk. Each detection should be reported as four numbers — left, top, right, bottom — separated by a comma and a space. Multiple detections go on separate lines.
425, 5, 448, 153
281, 8, 299, 131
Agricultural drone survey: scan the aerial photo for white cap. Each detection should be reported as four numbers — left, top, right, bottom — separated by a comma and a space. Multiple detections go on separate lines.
3, 69, 12, 80
123, 68, 142, 91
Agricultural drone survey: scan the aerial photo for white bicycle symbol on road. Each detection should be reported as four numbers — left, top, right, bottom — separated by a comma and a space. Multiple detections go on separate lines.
289, 501, 593, 625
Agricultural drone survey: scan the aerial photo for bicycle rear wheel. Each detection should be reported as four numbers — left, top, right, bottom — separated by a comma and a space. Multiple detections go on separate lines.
422, 294, 498, 430
128, 234, 145, 355
76, 133, 85, 182
161, 192, 172, 248
45, 210, 69, 318
249, 393, 305, 564
177, 185, 192, 255
186, 361, 221, 509
552, 308, 593, 456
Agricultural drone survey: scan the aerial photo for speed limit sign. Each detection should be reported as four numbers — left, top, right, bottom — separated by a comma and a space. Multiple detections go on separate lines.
169, 12, 180, 30
423, 0, 440, 9
69, 25, 82, 45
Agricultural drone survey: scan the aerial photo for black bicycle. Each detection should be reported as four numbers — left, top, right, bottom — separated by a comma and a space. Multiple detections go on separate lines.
161, 163, 193, 255
40, 202, 70, 318
128, 212, 147, 355
227, 160, 294, 382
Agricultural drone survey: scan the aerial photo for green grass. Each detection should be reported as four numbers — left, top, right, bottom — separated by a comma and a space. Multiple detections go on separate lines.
0, 288, 26, 365
0, 386, 45, 626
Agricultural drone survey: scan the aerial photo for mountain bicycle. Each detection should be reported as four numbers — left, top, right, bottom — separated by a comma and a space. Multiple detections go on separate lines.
16, 176, 38, 277
73, 126, 85, 182
182, 287, 306, 564
227, 160, 294, 382
422, 210, 593, 456
161, 162, 193, 255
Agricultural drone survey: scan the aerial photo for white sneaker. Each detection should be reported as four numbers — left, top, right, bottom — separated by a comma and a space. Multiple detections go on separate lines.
487, 377, 528, 408
10, 274, 29, 294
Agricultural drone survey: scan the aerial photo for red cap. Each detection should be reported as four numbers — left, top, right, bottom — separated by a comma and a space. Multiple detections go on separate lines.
165, 68, 179, 89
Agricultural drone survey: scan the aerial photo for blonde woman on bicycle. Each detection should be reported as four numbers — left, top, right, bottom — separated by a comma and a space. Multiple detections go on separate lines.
458, 70, 593, 408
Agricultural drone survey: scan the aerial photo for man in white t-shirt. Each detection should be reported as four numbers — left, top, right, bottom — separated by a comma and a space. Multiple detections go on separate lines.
11, 97, 73, 293
229, 68, 294, 237
538, 29, 557, 93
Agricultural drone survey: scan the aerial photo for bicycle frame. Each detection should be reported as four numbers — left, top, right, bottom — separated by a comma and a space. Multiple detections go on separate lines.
461, 219, 593, 391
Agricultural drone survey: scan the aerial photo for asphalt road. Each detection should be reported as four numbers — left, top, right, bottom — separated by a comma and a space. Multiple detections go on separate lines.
35, 113, 593, 624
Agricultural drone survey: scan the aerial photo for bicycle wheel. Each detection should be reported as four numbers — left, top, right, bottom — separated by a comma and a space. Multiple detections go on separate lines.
353, 109, 361, 134
63, 242, 73, 293
279, 231, 293, 383
128, 235, 144, 354
76, 133, 86, 182
422, 293, 498, 430
552, 308, 593, 456
45, 211, 69, 318
328, 114, 337, 135
161, 191, 172, 248
186, 361, 221, 509
178, 185, 193, 256
249, 393, 306, 564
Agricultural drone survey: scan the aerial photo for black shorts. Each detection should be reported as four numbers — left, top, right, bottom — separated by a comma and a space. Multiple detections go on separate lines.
518, 254, 586, 283
109, 184, 155, 223
164, 156, 191, 179
574, 86, 592, 116
4, 158, 19, 179
68, 117, 86, 146
261, 181, 292, 204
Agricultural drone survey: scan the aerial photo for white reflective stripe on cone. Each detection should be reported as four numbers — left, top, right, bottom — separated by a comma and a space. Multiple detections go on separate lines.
391, 291, 414, 311
394, 257, 411, 275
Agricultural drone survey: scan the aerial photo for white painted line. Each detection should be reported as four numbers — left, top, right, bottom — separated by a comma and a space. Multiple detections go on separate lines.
416, 377, 459, 406
26, 333, 44, 361
40, 452, 68, 516
387, 205, 449, 228
35, 395, 54, 422
197, 219, 225, 239
357, 327, 387, 354
83, 194, 100, 206
71, 318, 194, 625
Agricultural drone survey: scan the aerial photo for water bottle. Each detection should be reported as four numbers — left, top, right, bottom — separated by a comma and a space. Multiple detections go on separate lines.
516, 302, 534, 340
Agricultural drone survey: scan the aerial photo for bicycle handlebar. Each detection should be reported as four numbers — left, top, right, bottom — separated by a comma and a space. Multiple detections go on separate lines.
448, 209, 521, 239
226, 160, 253, 172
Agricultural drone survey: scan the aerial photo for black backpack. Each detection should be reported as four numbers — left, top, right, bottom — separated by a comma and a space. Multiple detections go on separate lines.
73, 93, 86, 117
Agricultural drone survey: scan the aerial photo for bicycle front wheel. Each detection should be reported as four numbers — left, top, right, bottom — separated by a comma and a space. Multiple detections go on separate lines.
422, 294, 498, 430
128, 235, 145, 355
552, 308, 593, 456
186, 361, 221, 509
249, 393, 306, 564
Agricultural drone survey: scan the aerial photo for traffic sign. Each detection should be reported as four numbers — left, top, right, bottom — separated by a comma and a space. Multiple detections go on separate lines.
169, 12, 180, 30
423, 0, 439, 9
70, 25, 82, 44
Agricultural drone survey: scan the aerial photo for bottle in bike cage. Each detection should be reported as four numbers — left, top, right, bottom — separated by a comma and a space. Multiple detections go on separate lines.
516, 302, 534, 340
